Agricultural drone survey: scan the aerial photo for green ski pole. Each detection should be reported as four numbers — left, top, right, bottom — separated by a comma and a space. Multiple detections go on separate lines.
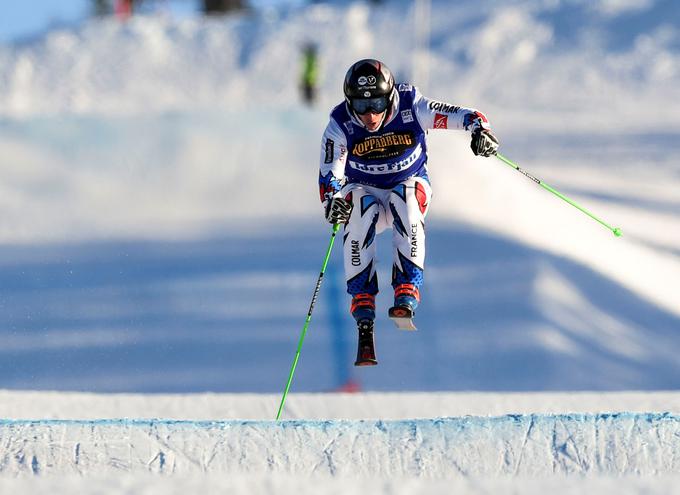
276, 223, 341, 420
495, 153, 622, 237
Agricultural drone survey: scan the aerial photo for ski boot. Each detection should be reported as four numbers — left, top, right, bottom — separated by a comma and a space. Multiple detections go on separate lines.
350, 293, 375, 322
354, 318, 377, 366
388, 284, 419, 331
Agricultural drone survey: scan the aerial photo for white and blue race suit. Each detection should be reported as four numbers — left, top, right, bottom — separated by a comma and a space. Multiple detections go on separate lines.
319, 83, 491, 300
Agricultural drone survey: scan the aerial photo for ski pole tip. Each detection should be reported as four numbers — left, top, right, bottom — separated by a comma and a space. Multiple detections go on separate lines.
613, 227, 622, 237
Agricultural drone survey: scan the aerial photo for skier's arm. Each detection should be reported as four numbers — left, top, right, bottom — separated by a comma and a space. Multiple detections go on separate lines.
412, 86, 490, 131
319, 119, 348, 214
412, 86, 499, 156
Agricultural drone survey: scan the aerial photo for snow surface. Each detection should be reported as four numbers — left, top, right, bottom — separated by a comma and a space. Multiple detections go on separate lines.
1, 0, 679, 492
1, 391, 680, 493
1, 474, 678, 495
2, 414, 680, 477
3, 390, 680, 420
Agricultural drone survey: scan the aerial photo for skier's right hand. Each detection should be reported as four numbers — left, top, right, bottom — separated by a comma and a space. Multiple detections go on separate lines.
325, 197, 353, 224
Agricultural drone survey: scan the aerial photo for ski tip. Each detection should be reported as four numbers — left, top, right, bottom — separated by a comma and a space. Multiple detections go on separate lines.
389, 316, 417, 331
391, 320, 417, 331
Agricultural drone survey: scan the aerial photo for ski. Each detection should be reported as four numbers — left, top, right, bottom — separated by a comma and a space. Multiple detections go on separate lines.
354, 319, 378, 366
388, 305, 417, 331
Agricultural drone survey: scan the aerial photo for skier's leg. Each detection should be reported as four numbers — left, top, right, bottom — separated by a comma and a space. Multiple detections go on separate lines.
341, 184, 383, 321
388, 177, 432, 314
341, 183, 385, 366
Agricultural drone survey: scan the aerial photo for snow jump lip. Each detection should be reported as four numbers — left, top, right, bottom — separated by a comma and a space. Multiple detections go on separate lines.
1, 411, 678, 427
1, 413, 679, 476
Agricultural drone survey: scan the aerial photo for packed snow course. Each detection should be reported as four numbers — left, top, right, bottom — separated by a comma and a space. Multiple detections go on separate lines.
2, 414, 680, 476
0, 0, 679, 492
1, 391, 680, 493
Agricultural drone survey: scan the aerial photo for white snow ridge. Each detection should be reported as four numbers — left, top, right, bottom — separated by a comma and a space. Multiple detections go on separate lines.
1, 398, 680, 494
2, 414, 679, 477
1, 392, 679, 493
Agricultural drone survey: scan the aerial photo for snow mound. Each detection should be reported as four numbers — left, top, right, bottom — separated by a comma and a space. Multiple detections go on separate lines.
2, 413, 679, 476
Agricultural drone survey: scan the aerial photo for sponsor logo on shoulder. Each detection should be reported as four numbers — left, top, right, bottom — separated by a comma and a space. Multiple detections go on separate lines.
434, 113, 448, 129
343, 121, 354, 135
324, 138, 334, 163
401, 109, 414, 123
398, 83, 413, 92
428, 101, 460, 114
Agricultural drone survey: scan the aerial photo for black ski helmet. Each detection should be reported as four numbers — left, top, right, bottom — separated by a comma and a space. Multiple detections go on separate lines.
343, 59, 395, 114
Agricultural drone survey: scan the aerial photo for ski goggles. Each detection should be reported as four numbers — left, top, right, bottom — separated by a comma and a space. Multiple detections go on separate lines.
350, 95, 391, 115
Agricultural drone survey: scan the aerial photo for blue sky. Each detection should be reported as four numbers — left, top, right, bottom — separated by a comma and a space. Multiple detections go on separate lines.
0, 0, 296, 43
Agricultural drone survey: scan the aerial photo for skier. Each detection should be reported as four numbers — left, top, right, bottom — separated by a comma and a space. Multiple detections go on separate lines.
319, 59, 499, 366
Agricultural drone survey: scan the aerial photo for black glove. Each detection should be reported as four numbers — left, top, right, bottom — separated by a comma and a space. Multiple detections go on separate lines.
325, 197, 353, 224
471, 128, 499, 157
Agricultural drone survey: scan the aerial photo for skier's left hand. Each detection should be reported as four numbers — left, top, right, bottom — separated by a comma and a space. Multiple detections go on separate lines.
471, 126, 499, 157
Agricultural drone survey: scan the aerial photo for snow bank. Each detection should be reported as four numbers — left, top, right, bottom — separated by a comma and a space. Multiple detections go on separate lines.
0, 0, 678, 130
1, 413, 679, 476
3, 392, 680, 492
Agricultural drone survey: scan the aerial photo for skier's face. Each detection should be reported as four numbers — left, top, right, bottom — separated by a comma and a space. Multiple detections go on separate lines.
358, 110, 385, 131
